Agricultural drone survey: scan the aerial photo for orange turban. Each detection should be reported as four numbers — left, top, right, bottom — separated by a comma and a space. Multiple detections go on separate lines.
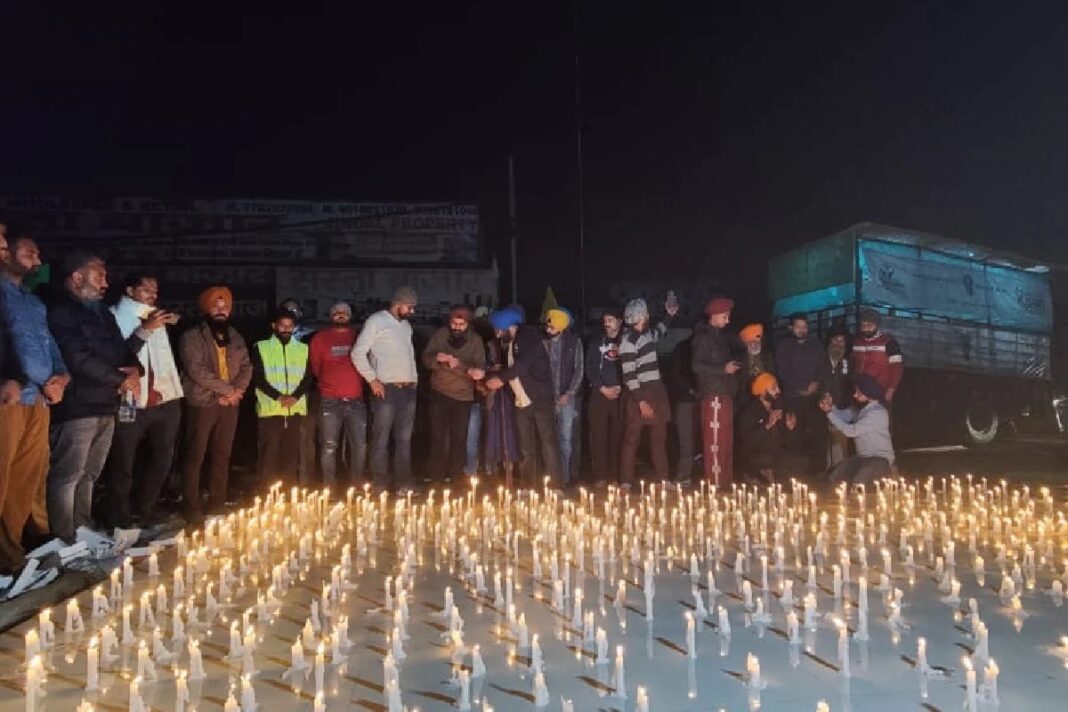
198, 286, 233, 315
739, 323, 764, 343
750, 372, 778, 397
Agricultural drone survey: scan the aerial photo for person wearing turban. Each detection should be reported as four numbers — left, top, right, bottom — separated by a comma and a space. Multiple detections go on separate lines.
543, 307, 583, 485
819, 373, 895, 486
736, 373, 807, 484
691, 295, 739, 486
737, 322, 775, 411
177, 285, 252, 524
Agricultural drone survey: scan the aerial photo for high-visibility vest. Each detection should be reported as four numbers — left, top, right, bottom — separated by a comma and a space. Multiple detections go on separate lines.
254, 336, 309, 417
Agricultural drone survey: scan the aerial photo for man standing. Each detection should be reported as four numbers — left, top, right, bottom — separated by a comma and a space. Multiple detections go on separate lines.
736, 373, 806, 484
179, 286, 252, 523
819, 373, 895, 486
47, 251, 142, 541
485, 308, 561, 488
585, 309, 623, 486
278, 297, 317, 483
821, 326, 852, 467
665, 334, 699, 484
774, 313, 827, 475
252, 310, 312, 485
691, 297, 739, 486
0, 229, 69, 569
422, 306, 486, 484
852, 308, 903, 405
309, 301, 365, 485
105, 274, 184, 528
737, 323, 775, 404
351, 286, 419, 491
544, 308, 583, 485
618, 298, 671, 488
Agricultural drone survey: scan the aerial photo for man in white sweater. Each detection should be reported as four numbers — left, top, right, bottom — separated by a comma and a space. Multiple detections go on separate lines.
106, 273, 184, 527
351, 286, 419, 491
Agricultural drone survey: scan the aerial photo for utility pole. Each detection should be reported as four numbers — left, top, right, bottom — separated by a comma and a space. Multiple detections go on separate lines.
508, 154, 518, 305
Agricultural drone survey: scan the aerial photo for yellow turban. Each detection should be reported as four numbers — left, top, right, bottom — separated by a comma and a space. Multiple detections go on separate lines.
545, 308, 571, 332
750, 372, 778, 397
739, 323, 764, 343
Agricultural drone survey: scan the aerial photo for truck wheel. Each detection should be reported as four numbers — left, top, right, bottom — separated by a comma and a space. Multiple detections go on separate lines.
964, 403, 999, 447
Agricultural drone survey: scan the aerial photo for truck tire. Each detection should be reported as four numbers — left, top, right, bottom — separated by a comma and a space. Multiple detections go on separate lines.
964, 402, 999, 447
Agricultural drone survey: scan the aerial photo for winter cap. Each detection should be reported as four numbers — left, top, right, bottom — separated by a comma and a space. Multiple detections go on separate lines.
854, 373, 885, 401
489, 308, 523, 331
704, 296, 734, 317
623, 298, 649, 325
329, 301, 352, 316
739, 323, 764, 343
545, 308, 571, 331
750, 372, 778, 397
392, 285, 418, 306
859, 307, 881, 326
198, 286, 233, 315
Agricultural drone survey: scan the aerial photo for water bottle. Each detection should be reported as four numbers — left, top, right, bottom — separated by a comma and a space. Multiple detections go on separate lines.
118, 390, 137, 423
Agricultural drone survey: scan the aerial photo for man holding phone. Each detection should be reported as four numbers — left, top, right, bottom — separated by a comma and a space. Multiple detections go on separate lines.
106, 274, 184, 528
692, 296, 740, 486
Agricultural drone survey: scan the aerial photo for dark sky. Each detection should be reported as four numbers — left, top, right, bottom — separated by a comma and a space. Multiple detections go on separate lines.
4, 1, 1068, 317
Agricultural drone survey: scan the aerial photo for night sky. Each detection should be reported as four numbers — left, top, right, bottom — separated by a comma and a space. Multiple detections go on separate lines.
4, 1, 1068, 319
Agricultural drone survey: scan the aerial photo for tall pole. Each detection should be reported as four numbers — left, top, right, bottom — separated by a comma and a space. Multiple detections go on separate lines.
508, 155, 518, 305
573, 0, 587, 326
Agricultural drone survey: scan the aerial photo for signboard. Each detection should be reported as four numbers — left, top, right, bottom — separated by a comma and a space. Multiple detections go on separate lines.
0, 196, 481, 266
859, 242, 1052, 332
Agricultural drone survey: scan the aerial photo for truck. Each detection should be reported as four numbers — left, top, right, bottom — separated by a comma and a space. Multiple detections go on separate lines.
768, 222, 1058, 447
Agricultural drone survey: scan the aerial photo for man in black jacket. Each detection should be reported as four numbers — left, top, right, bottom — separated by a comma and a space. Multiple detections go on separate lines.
485, 308, 561, 489
691, 296, 740, 486
775, 313, 828, 475
46, 251, 142, 540
585, 309, 623, 486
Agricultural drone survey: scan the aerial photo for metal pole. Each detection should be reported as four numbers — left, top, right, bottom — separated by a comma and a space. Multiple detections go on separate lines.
573, 0, 587, 326
508, 154, 518, 306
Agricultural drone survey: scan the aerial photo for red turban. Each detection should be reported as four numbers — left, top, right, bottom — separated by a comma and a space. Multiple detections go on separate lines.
705, 296, 734, 317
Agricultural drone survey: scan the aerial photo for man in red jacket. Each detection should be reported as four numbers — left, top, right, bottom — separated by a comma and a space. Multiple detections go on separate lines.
852, 308, 903, 404
309, 301, 366, 485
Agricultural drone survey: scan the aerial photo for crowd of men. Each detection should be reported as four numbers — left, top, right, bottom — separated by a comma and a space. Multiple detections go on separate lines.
0, 220, 905, 576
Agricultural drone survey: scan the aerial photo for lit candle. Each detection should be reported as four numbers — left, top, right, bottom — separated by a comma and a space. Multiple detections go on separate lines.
963, 656, 978, 712
746, 652, 762, 689
635, 686, 650, 712
25, 655, 42, 712
983, 659, 999, 705
86, 636, 99, 691
685, 611, 696, 659
24, 628, 40, 662
314, 642, 325, 696
613, 645, 627, 699
176, 669, 189, 712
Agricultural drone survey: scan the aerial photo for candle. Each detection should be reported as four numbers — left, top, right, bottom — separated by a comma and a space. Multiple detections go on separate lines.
963, 656, 978, 712
290, 636, 307, 670
65, 599, 84, 634
717, 605, 731, 637
25, 655, 42, 712
122, 604, 135, 646
532, 671, 550, 707
176, 669, 190, 712
148, 553, 159, 578
313, 693, 326, 712
635, 686, 650, 712
38, 609, 54, 648
836, 620, 850, 677
787, 610, 800, 644
92, 586, 109, 619
240, 674, 257, 711
613, 645, 627, 699
746, 652, 762, 689
983, 659, 1000, 705
314, 642, 325, 696
188, 639, 206, 680
129, 676, 145, 712
24, 629, 40, 662
86, 636, 99, 691
471, 644, 486, 677
685, 611, 696, 659
458, 668, 472, 711
804, 592, 818, 629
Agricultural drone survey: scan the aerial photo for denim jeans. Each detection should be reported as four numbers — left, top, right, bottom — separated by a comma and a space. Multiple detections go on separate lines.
554, 398, 579, 486
320, 398, 368, 484
464, 402, 482, 475
47, 416, 115, 540
370, 385, 417, 489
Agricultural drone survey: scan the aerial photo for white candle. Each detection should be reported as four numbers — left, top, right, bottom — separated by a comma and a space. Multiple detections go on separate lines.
122, 605, 135, 646
314, 642, 325, 696
613, 645, 627, 699
746, 652, 762, 689
983, 659, 999, 705
685, 611, 696, 659
38, 609, 54, 648
25, 655, 42, 712
24, 629, 40, 662
837, 620, 850, 677
188, 639, 206, 680
635, 686, 650, 712
240, 674, 257, 711
787, 610, 800, 644
963, 657, 978, 711
717, 605, 731, 637
176, 669, 189, 712
86, 636, 99, 691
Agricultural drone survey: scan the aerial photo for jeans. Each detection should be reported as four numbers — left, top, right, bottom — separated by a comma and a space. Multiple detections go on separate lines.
588, 391, 622, 483
554, 398, 579, 486
370, 384, 417, 489
464, 402, 482, 475
428, 391, 471, 481
515, 400, 561, 488
320, 398, 368, 484
299, 389, 319, 482
47, 416, 115, 540
258, 415, 304, 484
181, 404, 240, 515
103, 400, 181, 527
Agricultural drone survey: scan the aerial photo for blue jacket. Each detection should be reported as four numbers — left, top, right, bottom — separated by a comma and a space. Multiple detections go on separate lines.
0, 279, 66, 405
47, 291, 143, 422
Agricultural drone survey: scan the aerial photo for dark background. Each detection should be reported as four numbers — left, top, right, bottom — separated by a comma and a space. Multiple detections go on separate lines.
4, 1, 1068, 322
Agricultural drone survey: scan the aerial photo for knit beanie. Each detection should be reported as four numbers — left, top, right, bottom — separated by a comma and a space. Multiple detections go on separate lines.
392, 285, 418, 305
623, 298, 648, 325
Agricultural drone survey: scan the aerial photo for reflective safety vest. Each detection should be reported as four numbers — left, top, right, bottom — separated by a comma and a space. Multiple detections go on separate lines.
254, 336, 309, 417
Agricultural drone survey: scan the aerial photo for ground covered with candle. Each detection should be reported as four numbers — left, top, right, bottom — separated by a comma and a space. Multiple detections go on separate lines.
1, 478, 1066, 712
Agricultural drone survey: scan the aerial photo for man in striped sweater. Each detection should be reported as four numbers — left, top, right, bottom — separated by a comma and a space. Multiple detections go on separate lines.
619, 298, 671, 489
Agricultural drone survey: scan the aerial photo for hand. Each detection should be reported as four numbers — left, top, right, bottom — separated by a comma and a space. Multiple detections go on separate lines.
42, 383, 64, 404
142, 309, 179, 331
279, 395, 298, 409
369, 380, 386, 398
819, 393, 834, 413
600, 385, 620, 400
638, 400, 654, 421
724, 361, 741, 374
884, 387, 895, 402
803, 381, 819, 396
467, 368, 485, 381
485, 377, 504, 391
785, 412, 798, 431
0, 380, 20, 406
435, 352, 452, 364
767, 409, 783, 428
557, 393, 571, 407
119, 373, 140, 395
447, 355, 461, 369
